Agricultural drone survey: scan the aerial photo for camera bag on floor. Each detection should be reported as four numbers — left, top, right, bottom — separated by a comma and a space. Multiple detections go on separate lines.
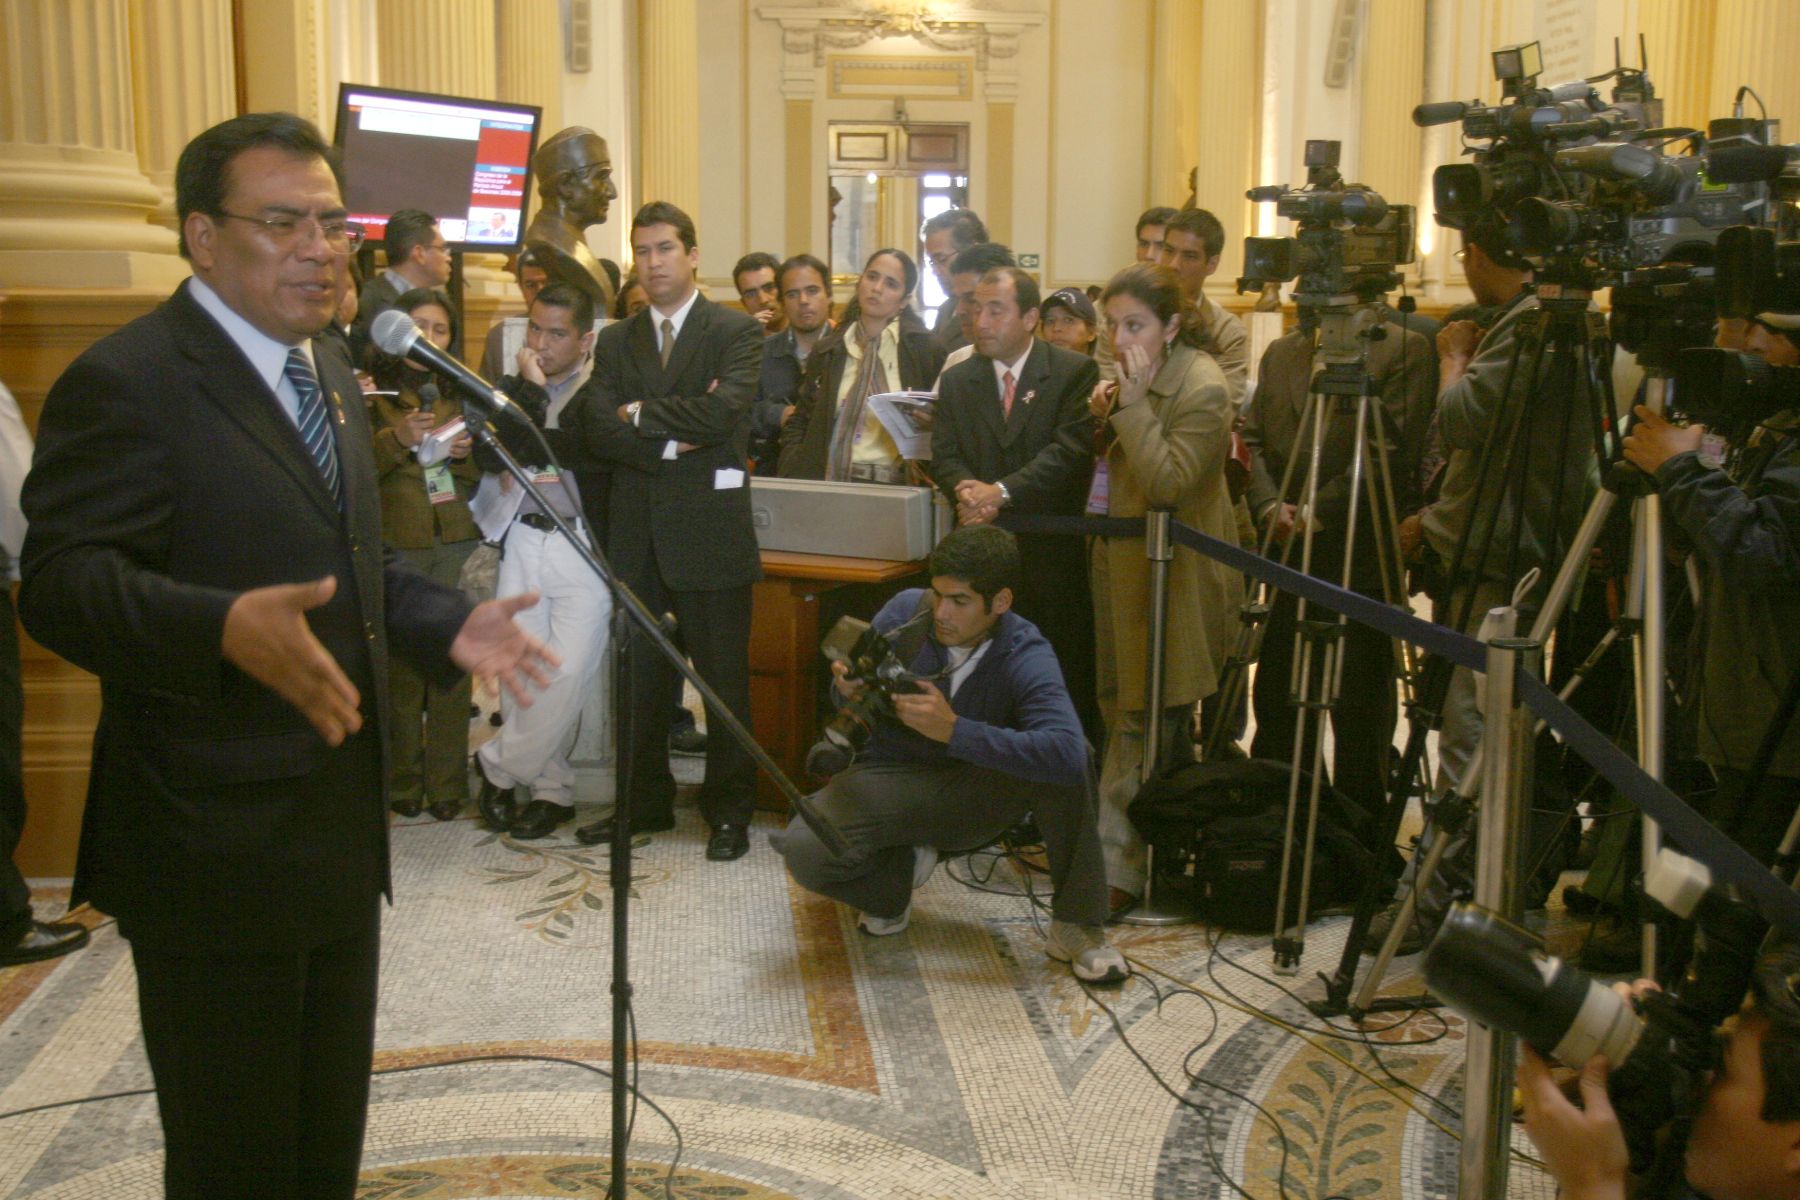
1127, 757, 1388, 931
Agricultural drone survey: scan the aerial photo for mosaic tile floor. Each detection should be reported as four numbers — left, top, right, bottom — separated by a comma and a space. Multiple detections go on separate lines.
1, 792, 1564, 1200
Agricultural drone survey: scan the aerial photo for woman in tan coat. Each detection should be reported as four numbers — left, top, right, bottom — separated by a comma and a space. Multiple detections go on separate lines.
367, 288, 483, 821
1088, 264, 1243, 910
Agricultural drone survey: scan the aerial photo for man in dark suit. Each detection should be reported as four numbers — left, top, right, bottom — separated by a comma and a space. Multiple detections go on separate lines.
931, 267, 1100, 740
569, 201, 765, 862
350, 207, 450, 367
18, 113, 554, 1200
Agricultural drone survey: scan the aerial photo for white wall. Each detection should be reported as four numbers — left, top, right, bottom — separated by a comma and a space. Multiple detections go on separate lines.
561, 0, 638, 270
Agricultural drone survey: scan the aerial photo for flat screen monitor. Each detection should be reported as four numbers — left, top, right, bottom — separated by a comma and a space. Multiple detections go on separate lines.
333, 84, 541, 251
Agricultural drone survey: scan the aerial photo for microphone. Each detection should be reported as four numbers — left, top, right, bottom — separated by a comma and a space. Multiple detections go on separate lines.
417, 381, 440, 414
371, 309, 520, 418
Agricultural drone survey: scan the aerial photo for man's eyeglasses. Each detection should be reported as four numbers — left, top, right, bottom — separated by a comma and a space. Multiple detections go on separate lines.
214, 211, 366, 253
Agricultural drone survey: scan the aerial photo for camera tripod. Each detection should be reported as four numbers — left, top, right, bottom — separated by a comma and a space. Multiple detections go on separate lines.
1311, 281, 1626, 1016
1199, 297, 1419, 974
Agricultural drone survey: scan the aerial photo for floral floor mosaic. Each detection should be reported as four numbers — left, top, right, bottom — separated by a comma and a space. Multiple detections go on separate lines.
0, 793, 1563, 1199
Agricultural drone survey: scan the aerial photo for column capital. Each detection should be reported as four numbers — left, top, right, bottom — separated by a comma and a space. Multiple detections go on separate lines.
757, 5, 1044, 76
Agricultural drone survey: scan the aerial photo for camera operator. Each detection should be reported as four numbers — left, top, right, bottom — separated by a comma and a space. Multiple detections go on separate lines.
1518, 949, 1800, 1200
1373, 223, 1599, 950
770, 525, 1127, 984
1622, 301, 1800, 908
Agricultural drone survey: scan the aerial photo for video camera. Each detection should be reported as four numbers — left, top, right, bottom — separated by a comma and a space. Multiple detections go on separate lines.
1662, 225, 1800, 439
1415, 40, 1660, 239
1424, 844, 1774, 1176
803, 613, 926, 777
1238, 139, 1415, 306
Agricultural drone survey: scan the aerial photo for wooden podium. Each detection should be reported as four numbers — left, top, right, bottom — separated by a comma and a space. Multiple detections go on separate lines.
748, 550, 925, 810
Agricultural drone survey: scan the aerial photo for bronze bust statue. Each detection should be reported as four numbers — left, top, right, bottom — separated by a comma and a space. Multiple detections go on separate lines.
524, 126, 619, 313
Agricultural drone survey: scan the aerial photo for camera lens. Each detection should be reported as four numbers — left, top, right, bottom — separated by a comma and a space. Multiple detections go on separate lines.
1423, 904, 1644, 1067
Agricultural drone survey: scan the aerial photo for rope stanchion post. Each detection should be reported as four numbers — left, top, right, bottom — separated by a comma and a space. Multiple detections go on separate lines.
1122, 507, 1199, 927
1458, 635, 1541, 1200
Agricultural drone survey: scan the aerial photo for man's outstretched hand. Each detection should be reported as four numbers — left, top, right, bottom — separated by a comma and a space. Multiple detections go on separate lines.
222, 576, 364, 746
451, 591, 560, 706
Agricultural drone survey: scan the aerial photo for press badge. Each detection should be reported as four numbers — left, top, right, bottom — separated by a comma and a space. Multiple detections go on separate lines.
1085, 460, 1110, 515
424, 462, 459, 505
533, 465, 562, 487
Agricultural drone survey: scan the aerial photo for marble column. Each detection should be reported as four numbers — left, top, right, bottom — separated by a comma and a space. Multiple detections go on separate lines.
238, 0, 329, 129
0, 0, 183, 289
1635, 0, 1715, 134
1192, 0, 1260, 295
1707, 0, 1800, 137
497, 0, 563, 136
376, 0, 496, 98
638, 0, 700, 217
129, 0, 238, 228
375, 0, 509, 303
1356, 0, 1426, 219
1149, 0, 1203, 212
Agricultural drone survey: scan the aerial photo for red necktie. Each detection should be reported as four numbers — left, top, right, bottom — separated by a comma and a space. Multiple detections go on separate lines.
1002, 369, 1016, 419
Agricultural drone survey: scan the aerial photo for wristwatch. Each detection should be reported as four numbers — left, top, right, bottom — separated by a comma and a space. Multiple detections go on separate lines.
995, 481, 1012, 507
626, 401, 642, 423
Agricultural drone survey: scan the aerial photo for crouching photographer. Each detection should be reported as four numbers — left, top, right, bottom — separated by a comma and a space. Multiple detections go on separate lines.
770, 525, 1127, 983
1517, 948, 1800, 1200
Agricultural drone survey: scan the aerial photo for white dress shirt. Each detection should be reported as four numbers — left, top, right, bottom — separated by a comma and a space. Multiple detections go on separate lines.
186, 276, 318, 432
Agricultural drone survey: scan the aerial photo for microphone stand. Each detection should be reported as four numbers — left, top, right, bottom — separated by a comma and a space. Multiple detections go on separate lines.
457, 399, 843, 1200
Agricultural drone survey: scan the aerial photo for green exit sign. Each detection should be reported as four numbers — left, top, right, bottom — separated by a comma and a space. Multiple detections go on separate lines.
1018, 253, 1041, 269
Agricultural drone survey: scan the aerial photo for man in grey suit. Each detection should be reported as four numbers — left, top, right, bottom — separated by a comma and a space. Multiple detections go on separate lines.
350, 206, 450, 366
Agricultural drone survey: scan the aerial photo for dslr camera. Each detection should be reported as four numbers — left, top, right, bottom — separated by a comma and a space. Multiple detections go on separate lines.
1238, 139, 1415, 305
804, 613, 925, 777
1424, 845, 1776, 1178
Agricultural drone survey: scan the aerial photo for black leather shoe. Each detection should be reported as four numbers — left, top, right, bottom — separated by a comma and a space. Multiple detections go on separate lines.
389, 796, 424, 818
669, 726, 708, 756
0, 920, 90, 968
574, 813, 675, 845
476, 774, 516, 831
427, 798, 462, 822
706, 823, 750, 862
509, 800, 574, 840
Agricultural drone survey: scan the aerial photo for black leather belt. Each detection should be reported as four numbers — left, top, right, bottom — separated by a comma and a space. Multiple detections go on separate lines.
517, 511, 561, 531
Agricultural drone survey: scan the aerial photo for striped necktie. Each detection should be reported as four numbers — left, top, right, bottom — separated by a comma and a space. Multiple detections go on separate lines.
284, 347, 341, 505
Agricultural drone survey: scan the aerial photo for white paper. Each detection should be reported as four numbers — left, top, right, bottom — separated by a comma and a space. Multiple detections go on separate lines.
713, 467, 746, 490
867, 390, 937, 459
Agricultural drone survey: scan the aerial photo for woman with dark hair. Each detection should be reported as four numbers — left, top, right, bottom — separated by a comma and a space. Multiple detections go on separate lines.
1087, 263, 1242, 914
777, 247, 946, 481
366, 287, 483, 821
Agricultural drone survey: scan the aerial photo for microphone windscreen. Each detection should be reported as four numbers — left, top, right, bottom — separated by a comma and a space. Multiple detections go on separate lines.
418, 382, 441, 411
371, 308, 422, 356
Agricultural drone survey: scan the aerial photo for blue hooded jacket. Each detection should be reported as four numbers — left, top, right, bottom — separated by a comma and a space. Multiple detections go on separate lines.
858, 588, 1086, 786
